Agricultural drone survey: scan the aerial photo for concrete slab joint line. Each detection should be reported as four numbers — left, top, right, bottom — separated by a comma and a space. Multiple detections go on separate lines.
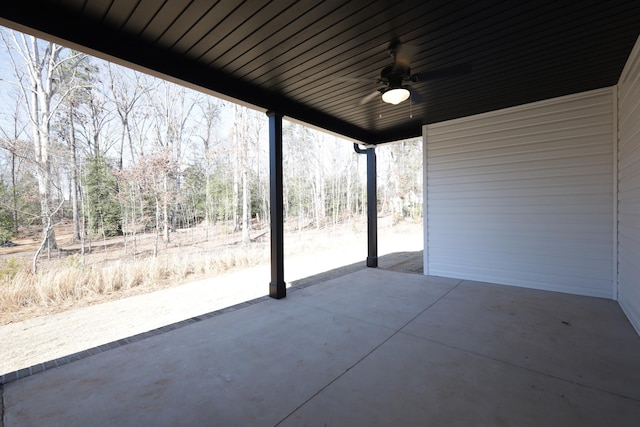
275, 277, 464, 426
3, 270, 640, 425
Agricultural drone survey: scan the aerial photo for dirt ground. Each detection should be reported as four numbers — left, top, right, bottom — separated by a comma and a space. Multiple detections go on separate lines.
2, 218, 379, 320
0, 220, 423, 375
0, 220, 273, 324
1, 221, 264, 267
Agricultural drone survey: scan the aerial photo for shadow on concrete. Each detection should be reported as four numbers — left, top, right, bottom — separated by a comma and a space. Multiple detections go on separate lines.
0, 250, 424, 386
289, 250, 423, 291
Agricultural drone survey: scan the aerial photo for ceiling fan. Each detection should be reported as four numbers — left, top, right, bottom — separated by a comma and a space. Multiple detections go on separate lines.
356, 40, 472, 105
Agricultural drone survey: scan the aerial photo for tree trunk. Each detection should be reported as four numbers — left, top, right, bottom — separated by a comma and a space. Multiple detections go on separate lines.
80, 193, 86, 256
261, 179, 268, 227
14, 34, 63, 250
205, 164, 212, 240
313, 154, 324, 228
162, 173, 170, 244
232, 150, 239, 232
171, 174, 179, 233
241, 169, 250, 245
154, 197, 160, 257
69, 108, 81, 242
36, 165, 58, 250
11, 152, 18, 233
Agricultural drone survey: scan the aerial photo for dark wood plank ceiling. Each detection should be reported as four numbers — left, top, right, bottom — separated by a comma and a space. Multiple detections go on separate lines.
0, 0, 639, 144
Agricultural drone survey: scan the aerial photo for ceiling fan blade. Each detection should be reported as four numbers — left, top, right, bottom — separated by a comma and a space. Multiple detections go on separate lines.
360, 89, 382, 105
409, 87, 426, 104
410, 62, 472, 82
335, 76, 377, 83
393, 43, 416, 73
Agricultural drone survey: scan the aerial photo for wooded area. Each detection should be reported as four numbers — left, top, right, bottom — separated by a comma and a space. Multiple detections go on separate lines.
0, 30, 423, 272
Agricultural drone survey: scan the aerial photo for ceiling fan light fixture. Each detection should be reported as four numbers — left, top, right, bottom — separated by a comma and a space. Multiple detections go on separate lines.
382, 87, 410, 105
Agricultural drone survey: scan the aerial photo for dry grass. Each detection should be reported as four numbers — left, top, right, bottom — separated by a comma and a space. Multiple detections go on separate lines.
0, 240, 271, 323
0, 217, 415, 324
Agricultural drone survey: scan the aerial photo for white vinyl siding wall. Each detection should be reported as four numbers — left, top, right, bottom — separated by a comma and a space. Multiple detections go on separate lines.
423, 88, 615, 298
618, 35, 640, 334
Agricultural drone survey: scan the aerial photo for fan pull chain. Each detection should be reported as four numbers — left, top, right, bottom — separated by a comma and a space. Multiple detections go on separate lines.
410, 95, 413, 118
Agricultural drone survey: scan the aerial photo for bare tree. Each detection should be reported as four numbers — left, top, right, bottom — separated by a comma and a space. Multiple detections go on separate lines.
0, 94, 30, 234
194, 98, 221, 240
2, 31, 86, 252
106, 64, 151, 169
231, 105, 263, 244
148, 81, 199, 243
54, 56, 100, 242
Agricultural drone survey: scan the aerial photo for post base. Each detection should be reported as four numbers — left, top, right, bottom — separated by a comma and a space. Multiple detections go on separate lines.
269, 281, 286, 299
366, 256, 378, 268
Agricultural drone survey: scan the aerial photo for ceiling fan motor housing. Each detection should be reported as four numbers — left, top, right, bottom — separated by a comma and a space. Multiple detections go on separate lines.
381, 64, 410, 88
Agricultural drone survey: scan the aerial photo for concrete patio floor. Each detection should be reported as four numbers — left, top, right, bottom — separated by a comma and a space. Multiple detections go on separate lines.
2, 268, 640, 426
